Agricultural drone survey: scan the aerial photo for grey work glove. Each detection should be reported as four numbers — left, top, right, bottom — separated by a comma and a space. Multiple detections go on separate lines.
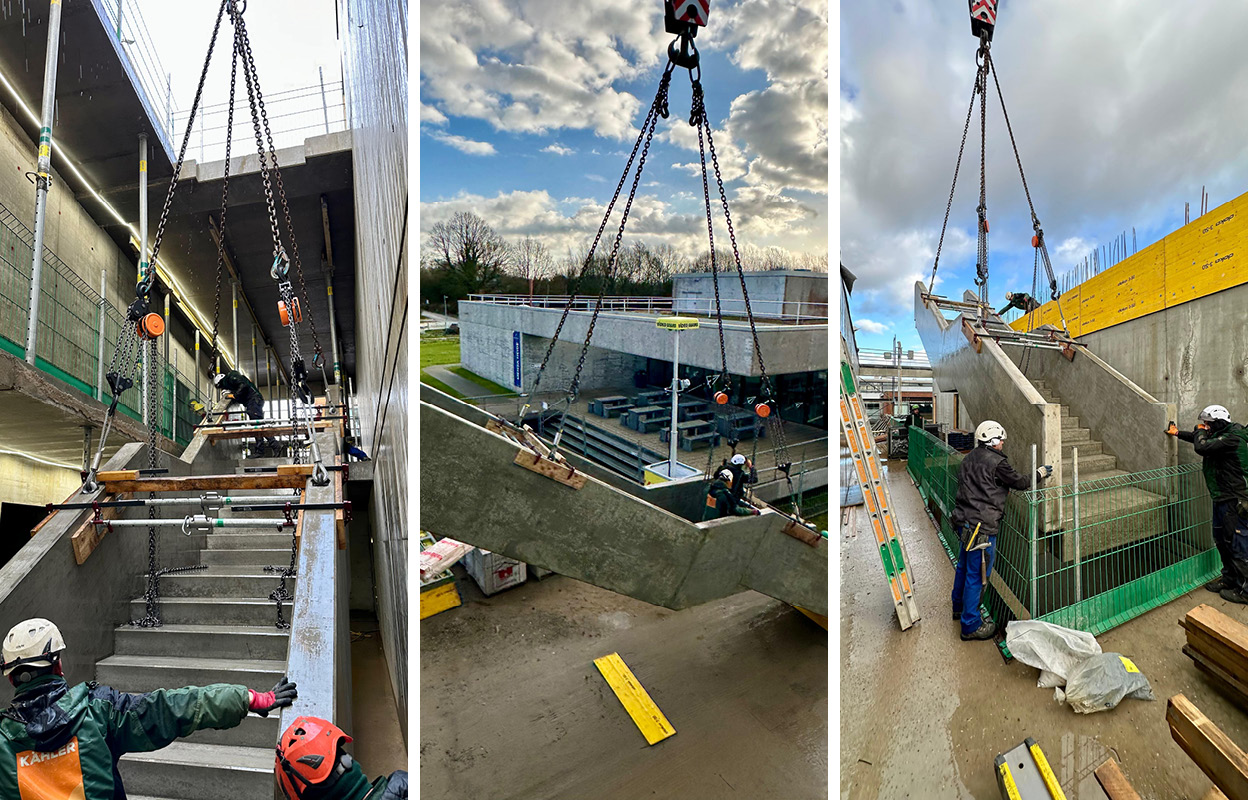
1036, 465, 1054, 481
248, 675, 298, 716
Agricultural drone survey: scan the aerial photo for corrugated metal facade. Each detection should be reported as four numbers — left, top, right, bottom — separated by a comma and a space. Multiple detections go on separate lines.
338, 0, 408, 732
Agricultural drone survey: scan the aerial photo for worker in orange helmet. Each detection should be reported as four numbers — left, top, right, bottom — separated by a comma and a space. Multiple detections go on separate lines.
275, 716, 407, 799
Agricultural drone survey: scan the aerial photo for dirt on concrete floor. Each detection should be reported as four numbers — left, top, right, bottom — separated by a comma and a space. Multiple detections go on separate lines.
841, 463, 1248, 799
421, 568, 828, 799
350, 612, 408, 777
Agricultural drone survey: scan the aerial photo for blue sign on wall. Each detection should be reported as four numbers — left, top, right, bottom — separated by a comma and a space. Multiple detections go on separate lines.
513, 331, 522, 388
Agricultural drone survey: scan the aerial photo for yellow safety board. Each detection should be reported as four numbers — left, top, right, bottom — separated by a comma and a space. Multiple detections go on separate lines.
593, 652, 676, 745
998, 762, 1023, 800
656, 316, 699, 330
1029, 742, 1066, 800
419, 581, 461, 620
1012, 191, 1248, 338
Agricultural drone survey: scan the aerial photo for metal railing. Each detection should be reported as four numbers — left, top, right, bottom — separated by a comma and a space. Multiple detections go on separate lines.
171, 78, 347, 164
907, 426, 1217, 636
466, 294, 829, 324
96, 0, 176, 145
0, 202, 199, 448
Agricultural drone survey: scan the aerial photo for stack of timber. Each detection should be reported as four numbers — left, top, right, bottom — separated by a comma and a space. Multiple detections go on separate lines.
1181, 604, 1248, 708
1167, 693, 1248, 800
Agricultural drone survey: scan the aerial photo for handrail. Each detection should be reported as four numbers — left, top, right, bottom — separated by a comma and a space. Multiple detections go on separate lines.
465, 294, 829, 323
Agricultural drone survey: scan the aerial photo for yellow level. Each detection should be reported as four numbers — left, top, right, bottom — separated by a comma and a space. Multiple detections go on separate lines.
593, 652, 676, 745
419, 581, 461, 620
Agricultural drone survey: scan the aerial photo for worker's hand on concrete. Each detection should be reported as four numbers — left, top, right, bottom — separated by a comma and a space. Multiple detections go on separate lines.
249, 675, 297, 716
1165, 422, 1179, 436
1036, 465, 1053, 481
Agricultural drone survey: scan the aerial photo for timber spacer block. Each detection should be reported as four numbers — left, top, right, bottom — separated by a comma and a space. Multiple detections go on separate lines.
782, 519, 821, 547
513, 449, 587, 490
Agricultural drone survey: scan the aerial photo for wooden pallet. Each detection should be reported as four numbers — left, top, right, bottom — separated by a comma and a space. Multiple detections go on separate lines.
1181, 604, 1248, 709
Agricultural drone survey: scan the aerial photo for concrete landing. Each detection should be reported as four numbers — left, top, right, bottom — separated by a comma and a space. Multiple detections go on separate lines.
841, 464, 1248, 799
421, 568, 827, 799
420, 399, 828, 616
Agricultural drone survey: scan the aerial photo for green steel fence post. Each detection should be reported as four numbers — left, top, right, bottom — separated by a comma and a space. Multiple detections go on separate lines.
1030, 443, 1038, 618
1073, 447, 1082, 604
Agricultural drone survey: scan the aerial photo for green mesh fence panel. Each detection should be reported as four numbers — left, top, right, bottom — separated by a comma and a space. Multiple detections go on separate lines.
908, 426, 1217, 636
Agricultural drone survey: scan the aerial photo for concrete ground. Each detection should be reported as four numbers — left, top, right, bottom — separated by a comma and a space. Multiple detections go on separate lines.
841, 462, 1248, 799
421, 568, 828, 799
350, 611, 408, 777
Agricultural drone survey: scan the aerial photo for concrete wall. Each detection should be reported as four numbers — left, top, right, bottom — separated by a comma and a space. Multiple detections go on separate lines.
338, 0, 408, 737
1077, 282, 1248, 465
673, 271, 828, 319
460, 301, 828, 380
0, 453, 82, 507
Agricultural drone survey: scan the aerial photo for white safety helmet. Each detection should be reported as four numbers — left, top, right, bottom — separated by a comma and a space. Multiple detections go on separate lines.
730, 454, 746, 466
975, 420, 1007, 446
717, 469, 734, 482
212, 373, 225, 387
1200, 405, 1231, 423
2, 618, 64, 678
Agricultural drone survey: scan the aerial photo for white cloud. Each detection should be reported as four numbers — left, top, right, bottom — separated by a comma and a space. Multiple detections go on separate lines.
856, 318, 889, 335
420, 103, 448, 125
428, 131, 497, 156
541, 142, 574, 156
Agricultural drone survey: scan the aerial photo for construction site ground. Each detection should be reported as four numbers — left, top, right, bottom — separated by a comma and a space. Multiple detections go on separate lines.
841, 462, 1248, 799
421, 568, 828, 799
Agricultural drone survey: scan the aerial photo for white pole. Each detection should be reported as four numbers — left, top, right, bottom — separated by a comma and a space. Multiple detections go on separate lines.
1030, 443, 1038, 617
139, 134, 150, 425
26, 0, 66, 365
1073, 447, 1082, 604
669, 329, 680, 473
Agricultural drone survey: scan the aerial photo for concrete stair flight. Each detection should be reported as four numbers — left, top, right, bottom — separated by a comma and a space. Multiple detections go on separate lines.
1031, 379, 1168, 560
104, 483, 298, 800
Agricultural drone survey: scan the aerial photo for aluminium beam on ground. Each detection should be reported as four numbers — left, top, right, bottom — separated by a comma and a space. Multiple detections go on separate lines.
25, 0, 65, 366
840, 337, 921, 630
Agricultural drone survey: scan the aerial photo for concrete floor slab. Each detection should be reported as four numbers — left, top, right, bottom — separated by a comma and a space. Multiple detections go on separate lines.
841, 463, 1248, 799
421, 570, 828, 799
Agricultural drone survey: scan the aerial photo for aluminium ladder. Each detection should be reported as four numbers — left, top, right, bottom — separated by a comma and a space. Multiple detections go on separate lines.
839, 338, 921, 630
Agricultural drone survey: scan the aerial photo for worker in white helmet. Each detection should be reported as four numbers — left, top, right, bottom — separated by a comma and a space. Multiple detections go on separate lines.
1168, 404, 1248, 603
950, 420, 1053, 640
702, 468, 761, 521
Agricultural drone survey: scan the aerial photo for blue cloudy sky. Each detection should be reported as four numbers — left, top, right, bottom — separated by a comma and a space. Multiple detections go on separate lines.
842, 1, 1248, 352
418, 0, 828, 267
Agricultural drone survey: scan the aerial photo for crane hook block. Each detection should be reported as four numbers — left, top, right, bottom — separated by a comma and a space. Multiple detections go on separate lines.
714, 391, 729, 405
969, 0, 998, 42
755, 402, 772, 419
1032, 234, 1040, 248
665, 0, 708, 34
278, 297, 303, 327
137, 313, 164, 340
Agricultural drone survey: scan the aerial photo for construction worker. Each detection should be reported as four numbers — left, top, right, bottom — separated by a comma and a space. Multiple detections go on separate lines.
997, 291, 1040, 317
702, 468, 760, 521
725, 453, 755, 503
276, 716, 407, 799
0, 618, 297, 799
951, 421, 1053, 640
1167, 405, 1248, 603
213, 369, 277, 455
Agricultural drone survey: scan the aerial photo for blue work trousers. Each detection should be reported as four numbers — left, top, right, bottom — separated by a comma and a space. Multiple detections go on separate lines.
951, 525, 997, 635
1212, 500, 1248, 591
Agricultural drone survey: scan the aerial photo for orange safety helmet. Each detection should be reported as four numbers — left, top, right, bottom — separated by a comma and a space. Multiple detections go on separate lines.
275, 716, 353, 799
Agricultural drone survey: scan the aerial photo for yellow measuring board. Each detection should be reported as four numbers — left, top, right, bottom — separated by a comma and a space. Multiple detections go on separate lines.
593, 652, 676, 745
419, 581, 461, 620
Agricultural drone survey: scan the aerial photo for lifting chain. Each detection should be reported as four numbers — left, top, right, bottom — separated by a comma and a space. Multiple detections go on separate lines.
974, 34, 990, 309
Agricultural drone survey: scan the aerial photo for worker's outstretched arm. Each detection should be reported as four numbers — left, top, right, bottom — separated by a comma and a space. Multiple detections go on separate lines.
99, 677, 295, 752
996, 458, 1033, 491
1195, 428, 1239, 455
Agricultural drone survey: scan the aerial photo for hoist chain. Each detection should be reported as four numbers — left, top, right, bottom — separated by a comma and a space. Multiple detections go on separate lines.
526, 62, 676, 411
265, 525, 298, 629
974, 36, 990, 308
210, 34, 240, 371
690, 78, 729, 386
927, 80, 978, 295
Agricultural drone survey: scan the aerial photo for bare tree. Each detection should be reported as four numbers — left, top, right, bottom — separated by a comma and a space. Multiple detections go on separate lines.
425, 211, 510, 295
511, 236, 554, 287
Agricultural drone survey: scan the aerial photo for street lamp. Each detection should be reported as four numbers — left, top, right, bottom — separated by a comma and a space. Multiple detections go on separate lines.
644, 315, 700, 483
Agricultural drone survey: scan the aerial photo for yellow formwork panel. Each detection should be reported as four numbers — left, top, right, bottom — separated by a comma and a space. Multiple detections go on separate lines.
1165, 197, 1246, 307
1078, 240, 1166, 334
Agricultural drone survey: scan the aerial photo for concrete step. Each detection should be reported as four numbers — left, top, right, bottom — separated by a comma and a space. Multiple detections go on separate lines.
201, 548, 291, 567
114, 624, 289, 661
156, 571, 295, 599
1061, 439, 1103, 458
130, 598, 289, 627
1062, 426, 1091, 442
119, 742, 275, 800
206, 532, 297, 550
96, 654, 286, 692
1060, 452, 1117, 474
1062, 469, 1127, 486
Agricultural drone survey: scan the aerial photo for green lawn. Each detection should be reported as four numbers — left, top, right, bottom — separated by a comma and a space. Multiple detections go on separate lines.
449, 366, 517, 397
420, 370, 466, 400
420, 336, 460, 368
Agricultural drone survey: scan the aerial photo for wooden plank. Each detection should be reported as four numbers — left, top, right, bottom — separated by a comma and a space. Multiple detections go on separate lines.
31, 485, 87, 537
513, 450, 587, 489
1167, 693, 1248, 800
97, 470, 138, 481
782, 519, 821, 547
593, 652, 676, 746
69, 494, 127, 566
1185, 645, 1248, 710
334, 468, 346, 550
294, 489, 308, 543
1206, 787, 1231, 800
276, 464, 316, 477
204, 422, 333, 442
1186, 605, 1248, 664
1184, 628, 1248, 685
1094, 758, 1141, 800
103, 474, 308, 493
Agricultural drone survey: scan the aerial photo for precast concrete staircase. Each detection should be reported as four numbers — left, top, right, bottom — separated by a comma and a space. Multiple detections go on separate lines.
1031, 379, 1167, 560
100, 477, 300, 800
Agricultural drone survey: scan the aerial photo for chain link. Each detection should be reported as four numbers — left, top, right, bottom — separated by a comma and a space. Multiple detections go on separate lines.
928, 80, 979, 295
974, 38, 990, 307
210, 34, 240, 370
